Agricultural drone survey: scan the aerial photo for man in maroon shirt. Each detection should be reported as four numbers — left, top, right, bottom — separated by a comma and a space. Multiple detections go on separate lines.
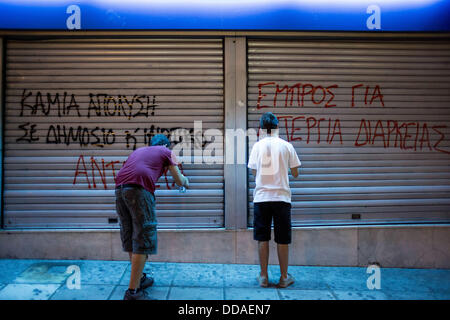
115, 134, 189, 300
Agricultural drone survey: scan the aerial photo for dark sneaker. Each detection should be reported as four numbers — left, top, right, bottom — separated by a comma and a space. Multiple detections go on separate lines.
140, 272, 154, 290
123, 288, 153, 300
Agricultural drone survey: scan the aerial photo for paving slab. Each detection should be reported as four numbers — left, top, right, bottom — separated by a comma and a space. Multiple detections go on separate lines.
278, 289, 336, 300
430, 292, 450, 300
0, 259, 448, 300
377, 268, 437, 293
0, 283, 60, 300
332, 290, 389, 300
384, 268, 450, 293
383, 290, 441, 300
77, 260, 128, 285
168, 287, 224, 300
320, 267, 372, 291
0, 259, 40, 284
50, 284, 115, 300
14, 261, 75, 284
172, 263, 224, 288
223, 264, 261, 288
225, 287, 280, 300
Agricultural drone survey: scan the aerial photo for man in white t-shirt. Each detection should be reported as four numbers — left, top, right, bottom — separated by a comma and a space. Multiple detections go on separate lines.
248, 112, 301, 288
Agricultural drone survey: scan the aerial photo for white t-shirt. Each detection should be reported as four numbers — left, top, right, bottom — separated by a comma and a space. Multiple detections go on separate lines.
248, 134, 301, 203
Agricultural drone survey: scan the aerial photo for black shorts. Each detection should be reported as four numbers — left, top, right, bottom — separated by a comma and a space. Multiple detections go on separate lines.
253, 201, 292, 244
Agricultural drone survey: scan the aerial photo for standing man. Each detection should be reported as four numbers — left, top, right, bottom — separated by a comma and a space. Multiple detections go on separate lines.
115, 134, 189, 300
248, 112, 301, 288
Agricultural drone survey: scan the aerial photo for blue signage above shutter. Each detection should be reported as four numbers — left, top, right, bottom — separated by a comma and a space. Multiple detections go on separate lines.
0, 0, 449, 31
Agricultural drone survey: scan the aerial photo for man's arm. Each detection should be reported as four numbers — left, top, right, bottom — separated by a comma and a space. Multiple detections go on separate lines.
248, 143, 258, 177
288, 143, 301, 178
290, 166, 300, 178
168, 165, 189, 188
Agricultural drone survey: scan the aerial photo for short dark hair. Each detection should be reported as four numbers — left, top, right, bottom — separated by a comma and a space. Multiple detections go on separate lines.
150, 134, 170, 147
260, 112, 279, 133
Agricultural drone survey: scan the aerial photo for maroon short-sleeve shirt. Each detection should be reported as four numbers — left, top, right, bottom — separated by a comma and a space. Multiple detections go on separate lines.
116, 146, 178, 194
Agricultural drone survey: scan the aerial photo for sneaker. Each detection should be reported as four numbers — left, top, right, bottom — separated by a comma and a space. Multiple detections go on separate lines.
277, 273, 295, 288
257, 275, 269, 288
140, 272, 154, 290
123, 288, 153, 300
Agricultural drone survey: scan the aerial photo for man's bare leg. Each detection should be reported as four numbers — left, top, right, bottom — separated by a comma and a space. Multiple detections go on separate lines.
128, 253, 147, 290
258, 241, 270, 277
277, 244, 289, 279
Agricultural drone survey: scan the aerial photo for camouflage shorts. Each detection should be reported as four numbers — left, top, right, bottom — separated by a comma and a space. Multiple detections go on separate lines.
115, 184, 157, 255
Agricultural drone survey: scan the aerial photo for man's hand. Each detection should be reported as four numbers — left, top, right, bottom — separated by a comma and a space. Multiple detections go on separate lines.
182, 175, 189, 188
290, 166, 300, 178
168, 165, 189, 188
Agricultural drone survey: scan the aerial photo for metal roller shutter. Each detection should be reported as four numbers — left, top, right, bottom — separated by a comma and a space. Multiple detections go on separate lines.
4, 38, 224, 228
248, 39, 450, 226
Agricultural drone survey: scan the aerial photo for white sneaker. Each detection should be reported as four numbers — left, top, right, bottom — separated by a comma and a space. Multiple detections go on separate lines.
277, 273, 295, 288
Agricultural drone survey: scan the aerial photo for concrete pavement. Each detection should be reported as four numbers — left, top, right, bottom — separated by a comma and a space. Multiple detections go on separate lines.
0, 259, 449, 300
